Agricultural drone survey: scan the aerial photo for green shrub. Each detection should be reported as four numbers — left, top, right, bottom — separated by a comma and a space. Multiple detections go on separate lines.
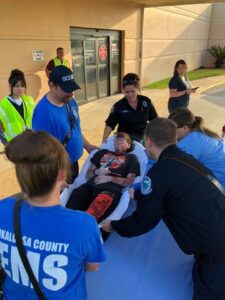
207, 45, 225, 68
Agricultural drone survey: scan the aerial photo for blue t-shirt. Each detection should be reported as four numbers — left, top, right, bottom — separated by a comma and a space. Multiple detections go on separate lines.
178, 131, 225, 189
32, 95, 83, 163
0, 198, 105, 300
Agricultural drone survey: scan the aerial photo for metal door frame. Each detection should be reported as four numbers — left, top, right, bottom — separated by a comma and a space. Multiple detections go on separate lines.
96, 36, 110, 98
70, 27, 121, 103
83, 36, 110, 101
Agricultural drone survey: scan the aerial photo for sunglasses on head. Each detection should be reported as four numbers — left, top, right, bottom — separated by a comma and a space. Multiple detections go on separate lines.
123, 79, 137, 85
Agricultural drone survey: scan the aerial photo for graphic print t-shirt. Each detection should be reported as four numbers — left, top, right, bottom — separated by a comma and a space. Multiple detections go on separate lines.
0, 198, 105, 300
89, 149, 140, 192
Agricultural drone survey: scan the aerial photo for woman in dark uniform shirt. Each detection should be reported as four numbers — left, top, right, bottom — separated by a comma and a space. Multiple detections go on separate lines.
168, 60, 197, 113
103, 73, 158, 143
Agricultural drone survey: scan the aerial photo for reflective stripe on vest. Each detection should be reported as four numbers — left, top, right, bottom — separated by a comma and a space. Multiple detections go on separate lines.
53, 57, 69, 67
0, 95, 35, 141
0, 106, 14, 140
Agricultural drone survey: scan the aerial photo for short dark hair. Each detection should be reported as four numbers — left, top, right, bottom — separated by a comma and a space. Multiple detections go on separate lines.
144, 118, 177, 147
122, 73, 140, 89
5, 130, 70, 199
57, 47, 64, 52
116, 132, 132, 146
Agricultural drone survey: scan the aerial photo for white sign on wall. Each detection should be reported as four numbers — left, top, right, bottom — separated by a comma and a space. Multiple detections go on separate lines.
32, 50, 44, 61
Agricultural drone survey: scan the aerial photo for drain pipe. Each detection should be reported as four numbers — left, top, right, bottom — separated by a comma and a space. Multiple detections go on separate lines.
139, 5, 145, 91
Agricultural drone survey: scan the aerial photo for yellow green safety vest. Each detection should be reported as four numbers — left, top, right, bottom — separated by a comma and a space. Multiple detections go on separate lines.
0, 95, 35, 142
53, 57, 69, 67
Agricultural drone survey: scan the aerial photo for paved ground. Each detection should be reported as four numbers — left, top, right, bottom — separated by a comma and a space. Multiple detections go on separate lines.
0, 75, 225, 199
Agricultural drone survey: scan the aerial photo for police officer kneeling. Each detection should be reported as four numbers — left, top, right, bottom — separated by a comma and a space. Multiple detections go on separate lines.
102, 118, 225, 300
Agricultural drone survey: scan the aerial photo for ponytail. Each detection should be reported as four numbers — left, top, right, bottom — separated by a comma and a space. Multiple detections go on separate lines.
169, 108, 221, 139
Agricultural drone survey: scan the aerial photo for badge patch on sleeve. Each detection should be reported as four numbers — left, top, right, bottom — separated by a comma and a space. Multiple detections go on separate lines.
141, 176, 152, 195
142, 100, 148, 108
71, 107, 78, 119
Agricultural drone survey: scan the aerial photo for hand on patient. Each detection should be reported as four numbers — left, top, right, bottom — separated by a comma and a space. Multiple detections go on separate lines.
95, 167, 110, 176
101, 220, 112, 232
94, 175, 112, 185
129, 188, 135, 199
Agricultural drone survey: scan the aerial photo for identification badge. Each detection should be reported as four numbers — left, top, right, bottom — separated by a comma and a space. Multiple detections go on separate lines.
141, 176, 152, 195
120, 110, 130, 113
142, 100, 148, 108
71, 107, 78, 119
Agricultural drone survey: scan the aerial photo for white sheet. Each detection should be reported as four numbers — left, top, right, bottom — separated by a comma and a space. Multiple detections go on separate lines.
60, 137, 148, 220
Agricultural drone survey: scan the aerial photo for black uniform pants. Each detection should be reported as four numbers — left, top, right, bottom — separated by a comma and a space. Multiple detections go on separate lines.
193, 257, 225, 299
66, 183, 121, 223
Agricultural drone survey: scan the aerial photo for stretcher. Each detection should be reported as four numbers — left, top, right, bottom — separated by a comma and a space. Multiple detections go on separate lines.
60, 137, 194, 299
60, 137, 148, 220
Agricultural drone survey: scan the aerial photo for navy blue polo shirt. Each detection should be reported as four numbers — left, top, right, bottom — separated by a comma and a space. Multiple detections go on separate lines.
112, 145, 225, 255
105, 95, 157, 141
168, 75, 190, 109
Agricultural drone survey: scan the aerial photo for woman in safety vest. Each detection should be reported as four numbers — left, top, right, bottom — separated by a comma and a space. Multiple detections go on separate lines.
0, 69, 35, 144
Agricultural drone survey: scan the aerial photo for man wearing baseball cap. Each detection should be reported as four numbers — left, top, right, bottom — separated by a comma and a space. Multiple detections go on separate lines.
33, 65, 97, 182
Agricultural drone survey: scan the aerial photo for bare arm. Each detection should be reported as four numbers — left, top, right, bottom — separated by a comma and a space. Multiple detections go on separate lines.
110, 173, 136, 186
169, 88, 195, 98
94, 173, 136, 187
85, 262, 100, 272
86, 163, 97, 180
45, 68, 51, 79
83, 135, 98, 154
86, 163, 111, 180
102, 126, 112, 143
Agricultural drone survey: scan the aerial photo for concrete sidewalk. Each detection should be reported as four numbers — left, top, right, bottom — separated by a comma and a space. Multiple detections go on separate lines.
0, 75, 225, 198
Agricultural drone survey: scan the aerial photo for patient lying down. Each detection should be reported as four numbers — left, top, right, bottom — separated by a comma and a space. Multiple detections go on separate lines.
66, 132, 140, 222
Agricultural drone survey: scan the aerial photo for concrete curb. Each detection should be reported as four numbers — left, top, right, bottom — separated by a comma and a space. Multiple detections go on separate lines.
200, 80, 225, 94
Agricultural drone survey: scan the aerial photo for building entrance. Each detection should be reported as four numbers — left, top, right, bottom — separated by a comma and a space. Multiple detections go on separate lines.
71, 28, 121, 104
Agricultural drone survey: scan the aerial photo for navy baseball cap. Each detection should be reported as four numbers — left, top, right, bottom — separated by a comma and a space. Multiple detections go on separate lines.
49, 65, 80, 93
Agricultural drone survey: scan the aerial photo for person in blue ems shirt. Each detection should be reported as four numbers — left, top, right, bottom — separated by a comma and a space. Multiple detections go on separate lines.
0, 130, 105, 300
32, 65, 97, 182
169, 108, 225, 189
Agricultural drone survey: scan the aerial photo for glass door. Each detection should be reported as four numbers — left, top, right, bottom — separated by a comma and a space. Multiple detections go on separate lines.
84, 39, 98, 101
71, 40, 86, 104
70, 28, 121, 103
97, 37, 109, 98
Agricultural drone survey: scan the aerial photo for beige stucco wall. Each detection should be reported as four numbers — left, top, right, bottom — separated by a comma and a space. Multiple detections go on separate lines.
0, 0, 141, 101
206, 4, 225, 67
142, 4, 213, 84
1, 1, 224, 98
